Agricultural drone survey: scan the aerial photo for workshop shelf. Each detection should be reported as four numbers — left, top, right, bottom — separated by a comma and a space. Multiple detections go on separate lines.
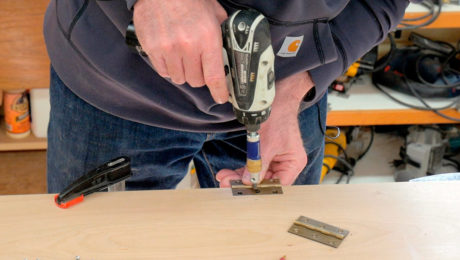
0, 119, 47, 151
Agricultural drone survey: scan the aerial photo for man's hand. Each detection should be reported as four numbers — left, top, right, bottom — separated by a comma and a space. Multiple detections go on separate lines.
216, 71, 315, 187
133, 0, 229, 104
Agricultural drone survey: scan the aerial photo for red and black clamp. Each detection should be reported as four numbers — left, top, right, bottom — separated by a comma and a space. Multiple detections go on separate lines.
54, 156, 132, 209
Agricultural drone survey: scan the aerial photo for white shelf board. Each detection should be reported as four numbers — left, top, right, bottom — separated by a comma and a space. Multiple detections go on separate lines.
328, 75, 456, 111
407, 3, 460, 13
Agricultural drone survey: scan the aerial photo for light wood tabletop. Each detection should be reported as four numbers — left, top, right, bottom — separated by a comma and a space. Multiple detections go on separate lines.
1, 182, 460, 259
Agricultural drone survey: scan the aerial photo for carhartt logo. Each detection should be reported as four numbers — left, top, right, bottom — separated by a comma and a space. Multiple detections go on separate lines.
277, 36, 304, 57
288, 40, 301, 52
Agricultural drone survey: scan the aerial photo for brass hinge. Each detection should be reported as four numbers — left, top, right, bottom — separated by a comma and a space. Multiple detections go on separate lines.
230, 179, 283, 196
288, 216, 349, 248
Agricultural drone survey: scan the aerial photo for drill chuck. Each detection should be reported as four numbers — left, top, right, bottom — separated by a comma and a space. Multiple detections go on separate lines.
233, 107, 271, 132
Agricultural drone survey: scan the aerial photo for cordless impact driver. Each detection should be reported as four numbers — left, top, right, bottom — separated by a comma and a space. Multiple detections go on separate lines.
222, 10, 275, 190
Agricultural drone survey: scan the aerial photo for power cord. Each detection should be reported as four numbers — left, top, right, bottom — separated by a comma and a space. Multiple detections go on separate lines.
399, 0, 442, 30
322, 139, 351, 183
357, 126, 375, 161
369, 34, 396, 73
325, 141, 349, 160
402, 1, 435, 22
323, 127, 375, 184
414, 50, 460, 89
317, 101, 342, 140
324, 155, 355, 184
374, 83, 460, 111
405, 78, 460, 122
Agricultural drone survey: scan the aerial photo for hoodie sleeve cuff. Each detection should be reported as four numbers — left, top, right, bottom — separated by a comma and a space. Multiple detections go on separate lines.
126, 0, 138, 10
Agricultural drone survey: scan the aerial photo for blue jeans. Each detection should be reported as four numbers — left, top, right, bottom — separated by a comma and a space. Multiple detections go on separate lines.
47, 68, 327, 193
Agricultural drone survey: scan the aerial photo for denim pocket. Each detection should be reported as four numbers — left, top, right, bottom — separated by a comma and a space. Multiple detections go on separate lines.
298, 93, 327, 152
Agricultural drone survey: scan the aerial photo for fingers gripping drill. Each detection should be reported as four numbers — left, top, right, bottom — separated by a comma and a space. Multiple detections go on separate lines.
222, 10, 276, 189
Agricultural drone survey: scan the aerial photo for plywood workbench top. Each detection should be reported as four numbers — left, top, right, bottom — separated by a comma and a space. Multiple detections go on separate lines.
1, 182, 460, 259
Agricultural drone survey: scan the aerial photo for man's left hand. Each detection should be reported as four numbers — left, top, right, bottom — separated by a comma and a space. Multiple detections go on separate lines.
216, 71, 315, 187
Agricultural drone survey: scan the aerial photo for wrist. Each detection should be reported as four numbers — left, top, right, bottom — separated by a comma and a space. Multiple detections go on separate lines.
133, 0, 147, 10
275, 71, 315, 105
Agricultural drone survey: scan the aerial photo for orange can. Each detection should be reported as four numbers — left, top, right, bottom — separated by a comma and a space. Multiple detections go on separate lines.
3, 89, 31, 138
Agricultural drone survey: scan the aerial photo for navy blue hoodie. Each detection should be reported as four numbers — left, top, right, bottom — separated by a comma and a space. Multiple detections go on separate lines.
44, 0, 412, 132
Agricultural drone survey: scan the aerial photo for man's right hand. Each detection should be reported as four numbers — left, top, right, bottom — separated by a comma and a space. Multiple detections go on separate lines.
133, 0, 229, 104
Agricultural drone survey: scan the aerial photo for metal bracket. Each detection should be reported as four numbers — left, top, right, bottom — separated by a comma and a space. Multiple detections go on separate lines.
288, 216, 349, 248
230, 179, 283, 196
107, 180, 126, 192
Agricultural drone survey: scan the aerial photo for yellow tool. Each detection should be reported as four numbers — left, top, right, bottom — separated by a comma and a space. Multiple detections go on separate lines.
320, 129, 347, 183
345, 62, 361, 77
